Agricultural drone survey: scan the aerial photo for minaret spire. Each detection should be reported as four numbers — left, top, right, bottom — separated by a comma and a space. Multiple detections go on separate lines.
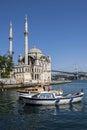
9, 22, 13, 58
24, 15, 28, 65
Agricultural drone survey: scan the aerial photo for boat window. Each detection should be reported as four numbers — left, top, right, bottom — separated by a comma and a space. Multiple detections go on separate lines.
32, 93, 40, 98
39, 93, 54, 99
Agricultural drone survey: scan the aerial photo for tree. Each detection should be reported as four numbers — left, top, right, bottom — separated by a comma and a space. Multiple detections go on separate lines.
0, 55, 14, 78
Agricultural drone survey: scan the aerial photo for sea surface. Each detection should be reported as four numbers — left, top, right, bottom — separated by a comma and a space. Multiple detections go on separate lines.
0, 80, 87, 130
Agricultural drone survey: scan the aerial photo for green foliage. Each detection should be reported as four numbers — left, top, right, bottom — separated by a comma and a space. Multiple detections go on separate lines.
0, 55, 14, 78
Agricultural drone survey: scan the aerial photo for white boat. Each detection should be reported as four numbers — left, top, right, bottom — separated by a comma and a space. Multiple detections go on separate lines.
20, 90, 84, 105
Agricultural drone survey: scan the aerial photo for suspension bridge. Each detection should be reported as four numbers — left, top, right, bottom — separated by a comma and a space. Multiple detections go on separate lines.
51, 69, 87, 80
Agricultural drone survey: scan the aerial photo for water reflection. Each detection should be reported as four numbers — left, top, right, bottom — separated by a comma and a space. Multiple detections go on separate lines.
18, 104, 56, 115
18, 102, 84, 116
56, 102, 84, 112
0, 90, 18, 114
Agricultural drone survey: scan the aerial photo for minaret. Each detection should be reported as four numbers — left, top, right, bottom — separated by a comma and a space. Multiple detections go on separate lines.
9, 22, 13, 58
24, 16, 28, 65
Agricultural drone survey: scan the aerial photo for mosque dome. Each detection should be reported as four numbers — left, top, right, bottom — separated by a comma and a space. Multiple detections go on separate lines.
29, 47, 42, 54
28, 47, 44, 59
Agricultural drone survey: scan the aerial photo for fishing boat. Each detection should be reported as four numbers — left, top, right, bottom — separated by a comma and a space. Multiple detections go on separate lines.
17, 87, 41, 99
17, 86, 63, 99
17, 87, 43, 93
20, 89, 84, 105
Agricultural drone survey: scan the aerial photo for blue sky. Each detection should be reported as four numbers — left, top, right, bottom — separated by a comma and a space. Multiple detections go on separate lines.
0, 0, 87, 72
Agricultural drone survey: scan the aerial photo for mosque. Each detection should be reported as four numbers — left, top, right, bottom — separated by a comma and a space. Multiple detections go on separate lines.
9, 16, 51, 84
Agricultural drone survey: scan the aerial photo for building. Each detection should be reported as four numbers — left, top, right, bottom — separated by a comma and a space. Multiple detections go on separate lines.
9, 16, 51, 84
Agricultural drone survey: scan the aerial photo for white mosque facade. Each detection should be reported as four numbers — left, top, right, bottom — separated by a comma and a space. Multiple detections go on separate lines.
9, 17, 51, 84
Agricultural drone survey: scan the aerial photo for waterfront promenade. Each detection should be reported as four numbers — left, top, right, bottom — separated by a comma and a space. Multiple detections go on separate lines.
0, 80, 71, 90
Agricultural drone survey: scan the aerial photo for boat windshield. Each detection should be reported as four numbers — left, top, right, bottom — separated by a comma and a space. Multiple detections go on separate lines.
32, 92, 54, 99
39, 93, 54, 99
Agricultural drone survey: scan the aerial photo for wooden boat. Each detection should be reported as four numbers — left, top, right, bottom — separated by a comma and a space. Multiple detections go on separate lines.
17, 87, 44, 99
17, 87, 43, 93
17, 86, 63, 99
20, 90, 84, 105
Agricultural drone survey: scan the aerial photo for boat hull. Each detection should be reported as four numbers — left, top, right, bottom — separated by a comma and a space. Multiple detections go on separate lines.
22, 97, 56, 105
55, 94, 84, 105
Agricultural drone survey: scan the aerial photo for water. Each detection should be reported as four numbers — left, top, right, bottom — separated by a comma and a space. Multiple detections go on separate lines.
0, 80, 87, 130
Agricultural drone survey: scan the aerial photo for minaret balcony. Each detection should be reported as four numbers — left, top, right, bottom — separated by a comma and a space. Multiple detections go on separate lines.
24, 31, 28, 35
